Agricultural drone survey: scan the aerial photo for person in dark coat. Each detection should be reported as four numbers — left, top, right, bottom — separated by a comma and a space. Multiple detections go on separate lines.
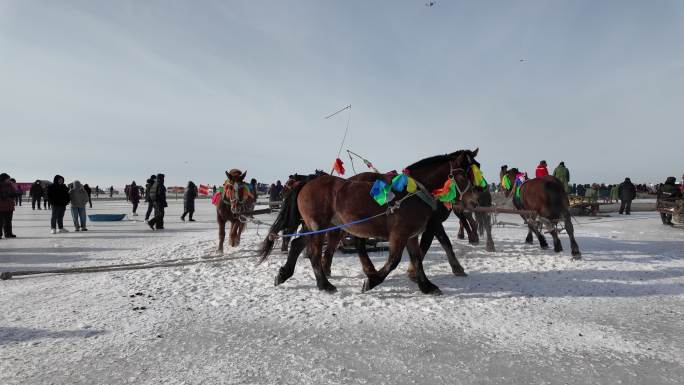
576, 184, 586, 197
180, 181, 197, 222
144, 175, 156, 221
147, 174, 167, 230
618, 177, 637, 215
275, 180, 283, 198
29, 180, 43, 210
47, 175, 70, 233
130, 181, 141, 216
15, 184, 23, 206
659, 176, 683, 225
42, 183, 50, 209
0, 173, 18, 238
83, 183, 92, 208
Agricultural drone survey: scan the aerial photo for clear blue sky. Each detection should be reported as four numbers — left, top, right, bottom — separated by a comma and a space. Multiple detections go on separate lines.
2, 0, 683, 187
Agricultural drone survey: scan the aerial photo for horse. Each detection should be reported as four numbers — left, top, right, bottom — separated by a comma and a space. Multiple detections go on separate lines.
320, 156, 486, 280
260, 149, 481, 295
216, 169, 255, 254
499, 166, 581, 259
456, 187, 495, 252
278, 171, 327, 252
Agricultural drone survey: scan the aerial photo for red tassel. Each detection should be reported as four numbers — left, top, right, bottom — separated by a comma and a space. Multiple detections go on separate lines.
333, 158, 345, 175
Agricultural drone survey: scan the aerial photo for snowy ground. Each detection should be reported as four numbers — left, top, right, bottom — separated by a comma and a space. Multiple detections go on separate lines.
1, 199, 683, 384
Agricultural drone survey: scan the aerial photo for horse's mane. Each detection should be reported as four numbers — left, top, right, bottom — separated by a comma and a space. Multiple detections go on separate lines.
405, 150, 481, 171
405, 151, 466, 172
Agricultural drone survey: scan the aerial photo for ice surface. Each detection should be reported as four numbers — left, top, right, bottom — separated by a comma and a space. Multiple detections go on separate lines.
1, 199, 682, 384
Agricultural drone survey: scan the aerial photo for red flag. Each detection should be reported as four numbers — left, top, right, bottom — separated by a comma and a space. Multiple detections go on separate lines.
198, 184, 209, 195
332, 158, 345, 175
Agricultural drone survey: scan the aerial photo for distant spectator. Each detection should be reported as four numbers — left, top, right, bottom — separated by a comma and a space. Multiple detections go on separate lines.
130, 181, 141, 216
576, 184, 586, 197
269, 183, 278, 203
212, 185, 217, 195
47, 175, 70, 234
249, 178, 258, 198
0, 173, 18, 238
571, 183, 577, 195
610, 184, 619, 203
83, 183, 92, 208
95, 185, 100, 198
144, 175, 157, 222
29, 180, 43, 210
42, 182, 50, 209
618, 177, 636, 215
69, 180, 89, 231
148, 174, 167, 230
124, 185, 131, 202
535, 160, 549, 178
552, 161, 570, 193
180, 181, 197, 222
275, 180, 283, 197
109, 186, 114, 198
659, 177, 683, 225
15, 183, 23, 206
584, 184, 598, 203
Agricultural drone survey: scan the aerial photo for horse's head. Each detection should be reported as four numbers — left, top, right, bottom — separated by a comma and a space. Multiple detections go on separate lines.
500, 166, 523, 198
224, 169, 253, 212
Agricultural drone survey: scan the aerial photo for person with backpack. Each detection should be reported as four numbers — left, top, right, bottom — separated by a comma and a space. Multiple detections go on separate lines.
147, 174, 167, 230
144, 175, 156, 222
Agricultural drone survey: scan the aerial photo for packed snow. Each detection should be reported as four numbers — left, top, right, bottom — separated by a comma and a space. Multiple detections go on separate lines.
1, 199, 682, 384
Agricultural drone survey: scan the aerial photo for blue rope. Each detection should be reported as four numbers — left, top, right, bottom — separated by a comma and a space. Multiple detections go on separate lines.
280, 211, 386, 238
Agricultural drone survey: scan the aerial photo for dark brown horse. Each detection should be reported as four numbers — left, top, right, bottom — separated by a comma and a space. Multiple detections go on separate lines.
457, 187, 495, 252
320, 158, 485, 280
499, 166, 581, 259
260, 150, 481, 294
216, 169, 255, 253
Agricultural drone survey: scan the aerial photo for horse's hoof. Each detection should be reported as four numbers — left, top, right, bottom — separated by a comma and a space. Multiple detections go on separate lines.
274, 273, 286, 286
452, 269, 468, 277
571, 251, 582, 260
421, 284, 442, 295
362, 279, 372, 293
554, 247, 562, 253
540, 244, 549, 250
469, 240, 479, 245
407, 274, 418, 283
485, 244, 495, 252
457, 233, 465, 240
318, 282, 337, 293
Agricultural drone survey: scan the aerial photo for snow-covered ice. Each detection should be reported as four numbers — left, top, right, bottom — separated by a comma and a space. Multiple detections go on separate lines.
1, 199, 683, 384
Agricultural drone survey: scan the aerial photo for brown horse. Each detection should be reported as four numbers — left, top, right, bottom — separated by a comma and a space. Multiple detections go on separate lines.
216, 169, 255, 253
320, 159, 485, 280
260, 150, 481, 295
499, 166, 581, 259
457, 187, 495, 252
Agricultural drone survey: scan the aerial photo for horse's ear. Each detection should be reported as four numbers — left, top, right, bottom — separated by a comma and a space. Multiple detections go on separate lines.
472, 148, 479, 157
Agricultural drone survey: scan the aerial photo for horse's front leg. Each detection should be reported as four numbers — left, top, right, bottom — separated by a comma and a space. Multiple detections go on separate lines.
217, 214, 226, 254
229, 220, 239, 247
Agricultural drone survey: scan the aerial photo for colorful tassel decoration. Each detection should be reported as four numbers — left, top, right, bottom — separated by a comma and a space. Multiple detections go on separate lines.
472, 165, 488, 188
432, 178, 457, 202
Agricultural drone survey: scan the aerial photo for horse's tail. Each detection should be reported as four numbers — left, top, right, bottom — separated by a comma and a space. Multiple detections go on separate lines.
258, 183, 304, 263
545, 179, 570, 221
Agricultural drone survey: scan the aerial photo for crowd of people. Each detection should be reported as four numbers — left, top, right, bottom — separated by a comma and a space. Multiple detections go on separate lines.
2, 166, 683, 240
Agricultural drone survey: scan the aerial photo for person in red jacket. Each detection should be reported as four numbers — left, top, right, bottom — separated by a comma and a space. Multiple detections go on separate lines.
535, 160, 549, 178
